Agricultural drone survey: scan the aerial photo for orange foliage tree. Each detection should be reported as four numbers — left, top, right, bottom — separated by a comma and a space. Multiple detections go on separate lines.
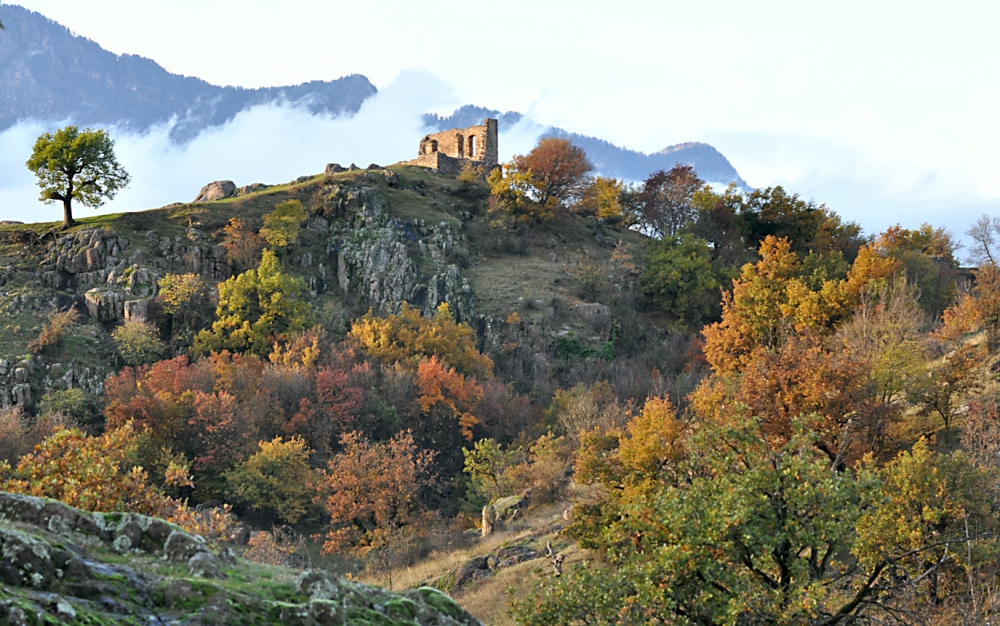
416, 355, 483, 441
222, 217, 266, 272
320, 430, 436, 584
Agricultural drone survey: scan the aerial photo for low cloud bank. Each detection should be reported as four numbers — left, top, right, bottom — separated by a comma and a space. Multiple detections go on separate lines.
0, 70, 548, 225
0, 71, 996, 244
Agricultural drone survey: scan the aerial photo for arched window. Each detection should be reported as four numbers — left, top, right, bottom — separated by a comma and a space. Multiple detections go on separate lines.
456, 134, 465, 158
468, 135, 477, 157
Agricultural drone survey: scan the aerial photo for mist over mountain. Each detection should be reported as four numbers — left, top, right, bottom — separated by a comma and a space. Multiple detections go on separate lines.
0, 4, 748, 188
0, 5, 376, 142
424, 106, 749, 187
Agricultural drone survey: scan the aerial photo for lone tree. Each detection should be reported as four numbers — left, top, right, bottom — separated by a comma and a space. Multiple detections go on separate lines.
26, 126, 131, 229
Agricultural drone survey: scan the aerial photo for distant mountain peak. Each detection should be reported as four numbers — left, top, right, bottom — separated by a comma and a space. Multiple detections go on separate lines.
0, 4, 375, 141
659, 141, 712, 154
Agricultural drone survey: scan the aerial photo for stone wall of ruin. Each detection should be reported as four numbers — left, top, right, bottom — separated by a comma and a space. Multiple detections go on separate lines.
417, 119, 498, 167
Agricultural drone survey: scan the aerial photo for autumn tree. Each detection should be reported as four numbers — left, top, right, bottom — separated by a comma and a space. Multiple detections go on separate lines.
225, 436, 318, 524
487, 163, 539, 224
26, 126, 131, 229
518, 414, 1000, 625
260, 200, 307, 257
415, 355, 483, 441
222, 218, 266, 272
488, 138, 592, 224
579, 176, 636, 224
702, 236, 898, 375
636, 164, 703, 238
112, 320, 166, 366
158, 273, 209, 316
103, 353, 270, 495
320, 430, 436, 586
195, 248, 312, 356
349, 303, 493, 378
0, 422, 182, 516
513, 137, 592, 213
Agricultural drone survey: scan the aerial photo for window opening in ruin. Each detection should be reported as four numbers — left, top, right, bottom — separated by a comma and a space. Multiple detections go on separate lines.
430, 140, 438, 153
456, 135, 464, 158
468, 136, 476, 157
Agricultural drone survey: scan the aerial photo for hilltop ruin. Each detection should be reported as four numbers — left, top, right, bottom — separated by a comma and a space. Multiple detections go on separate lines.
409, 118, 498, 174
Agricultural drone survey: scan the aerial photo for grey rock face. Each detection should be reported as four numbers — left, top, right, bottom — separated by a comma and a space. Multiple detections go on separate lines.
123, 299, 151, 323
330, 187, 475, 321
193, 180, 236, 202
85, 288, 125, 323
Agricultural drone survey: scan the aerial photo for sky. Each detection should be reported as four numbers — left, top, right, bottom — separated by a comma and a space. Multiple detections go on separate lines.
4, 0, 1000, 242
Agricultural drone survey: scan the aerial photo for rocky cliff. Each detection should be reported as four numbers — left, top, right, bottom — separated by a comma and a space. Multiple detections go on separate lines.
0, 164, 656, 410
0, 491, 482, 625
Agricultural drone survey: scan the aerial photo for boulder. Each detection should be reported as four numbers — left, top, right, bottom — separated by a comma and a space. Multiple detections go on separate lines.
482, 494, 528, 537
307, 216, 330, 232
123, 299, 151, 323
325, 163, 344, 175
163, 530, 209, 562
453, 556, 490, 589
187, 551, 225, 578
126, 267, 158, 298
85, 288, 124, 323
238, 183, 268, 195
11, 384, 30, 406
193, 180, 236, 203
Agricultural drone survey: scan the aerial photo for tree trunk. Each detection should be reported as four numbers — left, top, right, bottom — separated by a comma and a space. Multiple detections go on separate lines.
62, 197, 75, 229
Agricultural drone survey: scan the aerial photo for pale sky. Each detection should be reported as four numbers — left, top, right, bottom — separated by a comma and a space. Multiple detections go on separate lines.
6, 0, 1000, 239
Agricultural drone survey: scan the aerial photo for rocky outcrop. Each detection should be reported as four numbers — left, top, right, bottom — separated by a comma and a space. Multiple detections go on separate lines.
0, 491, 483, 625
431, 545, 540, 593
193, 180, 236, 202
329, 185, 475, 321
85, 288, 125, 323
481, 494, 529, 537
572, 302, 613, 342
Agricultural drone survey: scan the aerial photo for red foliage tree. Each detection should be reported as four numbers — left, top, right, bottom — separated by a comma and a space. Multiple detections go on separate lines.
513, 137, 592, 215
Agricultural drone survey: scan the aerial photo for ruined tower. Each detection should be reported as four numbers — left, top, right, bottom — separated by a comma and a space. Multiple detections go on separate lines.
409, 119, 498, 174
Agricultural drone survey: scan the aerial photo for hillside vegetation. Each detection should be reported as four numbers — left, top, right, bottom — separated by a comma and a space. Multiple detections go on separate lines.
2, 134, 1000, 626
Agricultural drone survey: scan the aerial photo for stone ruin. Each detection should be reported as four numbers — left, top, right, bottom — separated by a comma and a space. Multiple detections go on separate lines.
408, 118, 499, 174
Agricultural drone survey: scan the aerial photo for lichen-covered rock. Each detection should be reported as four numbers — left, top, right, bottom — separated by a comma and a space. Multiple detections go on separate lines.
0, 492, 484, 625
164, 530, 209, 562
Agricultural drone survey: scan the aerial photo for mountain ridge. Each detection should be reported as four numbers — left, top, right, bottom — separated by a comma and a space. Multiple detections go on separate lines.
2, 4, 749, 187
0, 5, 376, 142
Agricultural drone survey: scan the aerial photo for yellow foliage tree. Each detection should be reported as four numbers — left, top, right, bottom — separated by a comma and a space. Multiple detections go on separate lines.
348, 302, 492, 378
224, 436, 318, 524
0, 423, 237, 544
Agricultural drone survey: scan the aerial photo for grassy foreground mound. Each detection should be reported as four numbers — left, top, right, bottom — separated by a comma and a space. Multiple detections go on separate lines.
0, 491, 482, 625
